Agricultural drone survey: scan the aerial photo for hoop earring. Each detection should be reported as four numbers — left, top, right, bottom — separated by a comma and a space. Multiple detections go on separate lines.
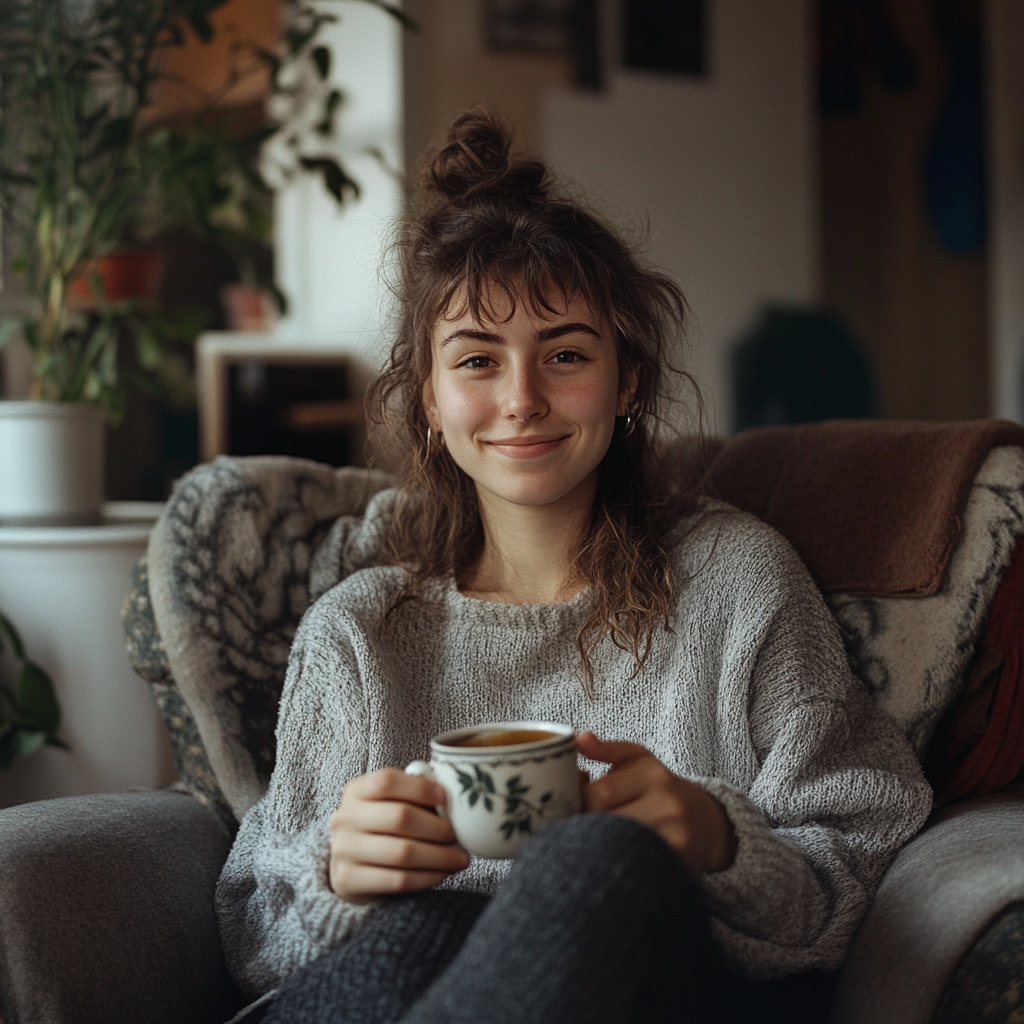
623, 412, 637, 436
426, 426, 432, 449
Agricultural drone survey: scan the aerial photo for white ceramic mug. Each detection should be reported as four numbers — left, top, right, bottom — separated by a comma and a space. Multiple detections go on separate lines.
406, 721, 580, 859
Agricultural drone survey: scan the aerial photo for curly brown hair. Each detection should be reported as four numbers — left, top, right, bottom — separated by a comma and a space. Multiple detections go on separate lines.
369, 108, 699, 694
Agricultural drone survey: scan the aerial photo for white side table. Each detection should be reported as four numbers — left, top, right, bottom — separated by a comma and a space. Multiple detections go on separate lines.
0, 502, 177, 808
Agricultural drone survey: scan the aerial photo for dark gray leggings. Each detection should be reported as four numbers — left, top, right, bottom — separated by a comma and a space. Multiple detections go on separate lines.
263, 814, 835, 1024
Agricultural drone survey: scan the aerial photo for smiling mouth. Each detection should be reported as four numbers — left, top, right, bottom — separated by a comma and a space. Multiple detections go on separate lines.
486, 436, 568, 459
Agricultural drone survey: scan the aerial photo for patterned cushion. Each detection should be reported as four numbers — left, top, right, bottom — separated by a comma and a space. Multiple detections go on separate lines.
142, 457, 394, 825
827, 447, 1024, 755
123, 557, 236, 831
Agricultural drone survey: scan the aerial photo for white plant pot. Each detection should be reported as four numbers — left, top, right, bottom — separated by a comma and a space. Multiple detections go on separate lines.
0, 401, 106, 526
0, 503, 176, 807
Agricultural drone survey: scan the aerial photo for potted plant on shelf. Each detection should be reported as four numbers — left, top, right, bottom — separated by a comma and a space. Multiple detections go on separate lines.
0, 0, 407, 525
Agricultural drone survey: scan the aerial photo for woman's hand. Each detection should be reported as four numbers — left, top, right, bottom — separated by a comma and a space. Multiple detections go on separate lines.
577, 732, 737, 874
329, 768, 471, 904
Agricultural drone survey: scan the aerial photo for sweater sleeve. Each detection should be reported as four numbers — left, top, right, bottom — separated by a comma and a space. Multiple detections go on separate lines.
688, 514, 933, 980
215, 596, 377, 998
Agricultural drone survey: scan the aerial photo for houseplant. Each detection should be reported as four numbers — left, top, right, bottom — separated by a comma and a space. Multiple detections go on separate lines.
0, 611, 65, 771
0, 0, 407, 523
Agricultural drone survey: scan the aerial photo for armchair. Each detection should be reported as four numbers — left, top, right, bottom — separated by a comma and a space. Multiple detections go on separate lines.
1, 422, 1023, 1024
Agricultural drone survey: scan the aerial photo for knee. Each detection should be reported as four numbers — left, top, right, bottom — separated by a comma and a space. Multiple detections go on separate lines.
516, 812, 694, 893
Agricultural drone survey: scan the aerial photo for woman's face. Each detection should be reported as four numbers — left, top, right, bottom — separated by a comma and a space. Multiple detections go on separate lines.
423, 287, 635, 513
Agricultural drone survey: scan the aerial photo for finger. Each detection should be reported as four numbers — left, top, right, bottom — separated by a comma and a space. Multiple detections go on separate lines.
342, 831, 471, 873
583, 757, 660, 812
332, 862, 455, 902
604, 789, 689, 833
576, 731, 650, 766
336, 798, 457, 844
344, 768, 447, 808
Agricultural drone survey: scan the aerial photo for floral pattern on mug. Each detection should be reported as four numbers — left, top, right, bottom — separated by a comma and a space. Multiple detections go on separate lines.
455, 765, 554, 842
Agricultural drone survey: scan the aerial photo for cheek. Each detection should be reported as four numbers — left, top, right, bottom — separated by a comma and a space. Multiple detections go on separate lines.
562, 375, 621, 426
433, 377, 488, 430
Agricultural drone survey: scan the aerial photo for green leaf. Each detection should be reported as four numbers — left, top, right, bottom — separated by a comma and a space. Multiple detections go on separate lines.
84, 267, 106, 302
483, 796, 493, 812
16, 661, 60, 735
468, 790, 479, 808
0, 613, 25, 660
16, 729, 46, 759
21, 320, 39, 351
269, 282, 289, 316
298, 157, 360, 205
540, 792, 553, 803
456, 768, 474, 792
134, 325, 162, 370
311, 45, 331, 80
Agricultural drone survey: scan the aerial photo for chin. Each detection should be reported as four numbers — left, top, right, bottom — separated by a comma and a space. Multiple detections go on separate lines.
481, 475, 594, 510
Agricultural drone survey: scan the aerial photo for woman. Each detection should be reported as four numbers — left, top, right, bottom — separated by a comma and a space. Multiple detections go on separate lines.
217, 109, 931, 1024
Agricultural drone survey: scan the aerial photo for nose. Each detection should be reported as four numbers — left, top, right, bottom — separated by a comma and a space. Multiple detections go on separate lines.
501, 361, 548, 422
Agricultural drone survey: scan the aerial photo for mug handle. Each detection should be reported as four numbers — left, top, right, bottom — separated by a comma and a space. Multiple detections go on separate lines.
405, 760, 435, 781
404, 760, 448, 819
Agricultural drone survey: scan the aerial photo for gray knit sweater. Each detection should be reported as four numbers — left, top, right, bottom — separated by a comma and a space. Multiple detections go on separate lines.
216, 493, 932, 997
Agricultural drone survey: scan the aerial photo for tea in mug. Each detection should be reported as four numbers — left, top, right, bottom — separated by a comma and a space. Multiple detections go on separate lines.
452, 728, 560, 748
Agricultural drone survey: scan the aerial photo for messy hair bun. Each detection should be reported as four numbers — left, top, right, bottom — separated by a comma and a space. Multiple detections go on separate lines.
424, 108, 547, 204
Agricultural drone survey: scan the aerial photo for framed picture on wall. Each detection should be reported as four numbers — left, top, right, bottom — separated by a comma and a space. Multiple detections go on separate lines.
482, 0, 602, 89
483, 0, 575, 53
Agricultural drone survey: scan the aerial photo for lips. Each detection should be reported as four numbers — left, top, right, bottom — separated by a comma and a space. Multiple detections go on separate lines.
486, 435, 567, 459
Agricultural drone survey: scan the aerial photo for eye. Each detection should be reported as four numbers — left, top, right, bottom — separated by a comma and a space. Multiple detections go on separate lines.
551, 349, 587, 364
457, 355, 494, 370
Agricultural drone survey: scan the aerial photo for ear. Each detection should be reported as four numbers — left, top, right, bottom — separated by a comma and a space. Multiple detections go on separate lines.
422, 376, 439, 431
617, 363, 639, 417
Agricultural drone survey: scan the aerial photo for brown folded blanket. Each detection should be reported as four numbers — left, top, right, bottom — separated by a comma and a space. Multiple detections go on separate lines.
701, 419, 1024, 596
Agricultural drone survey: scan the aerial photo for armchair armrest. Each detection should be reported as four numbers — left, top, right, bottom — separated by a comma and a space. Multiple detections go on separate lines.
0, 790, 244, 1024
829, 786, 1024, 1024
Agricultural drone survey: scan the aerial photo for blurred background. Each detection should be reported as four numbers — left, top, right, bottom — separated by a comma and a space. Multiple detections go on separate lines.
2, 0, 1022, 497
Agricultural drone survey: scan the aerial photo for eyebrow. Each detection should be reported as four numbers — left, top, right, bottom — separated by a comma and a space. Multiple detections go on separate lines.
438, 322, 602, 347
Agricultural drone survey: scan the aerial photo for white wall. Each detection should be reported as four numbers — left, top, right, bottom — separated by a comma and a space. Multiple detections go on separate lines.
986, 0, 1024, 422
543, 0, 819, 434
273, 0, 404, 364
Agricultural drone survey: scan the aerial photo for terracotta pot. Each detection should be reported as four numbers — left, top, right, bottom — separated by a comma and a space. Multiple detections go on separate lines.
221, 283, 277, 332
68, 248, 166, 306
0, 402, 105, 526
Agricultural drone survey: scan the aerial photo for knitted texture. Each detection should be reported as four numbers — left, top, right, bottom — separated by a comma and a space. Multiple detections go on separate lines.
264, 890, 489, 1024
400, 814, 729, 1024
216, 498, 932, 997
